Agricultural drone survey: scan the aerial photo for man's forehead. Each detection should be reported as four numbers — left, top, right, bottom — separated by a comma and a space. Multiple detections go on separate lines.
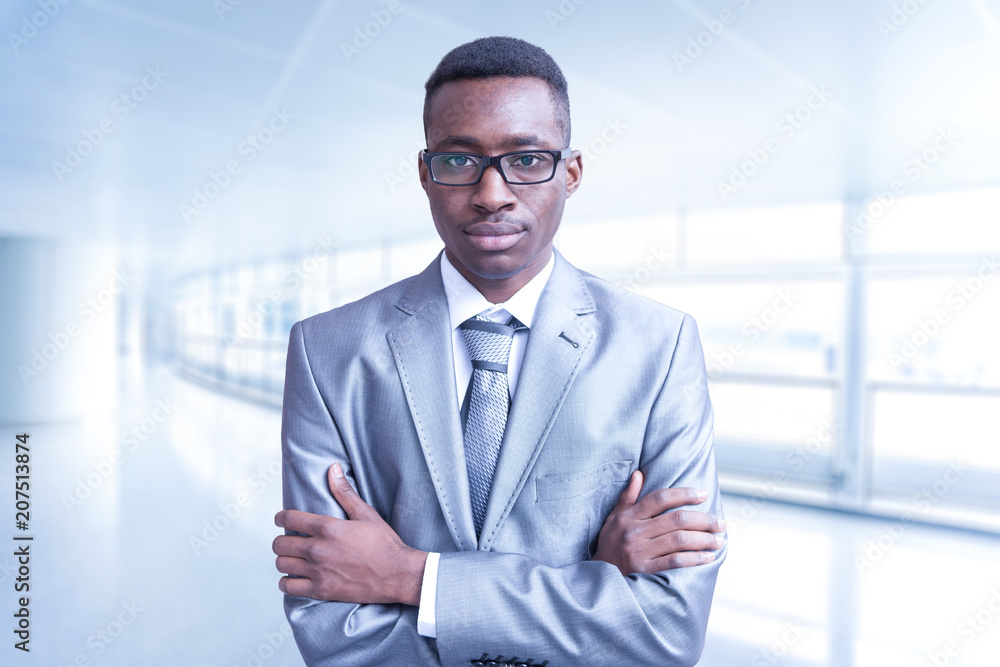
425, 77, 561, 146
428, 77, 555, 117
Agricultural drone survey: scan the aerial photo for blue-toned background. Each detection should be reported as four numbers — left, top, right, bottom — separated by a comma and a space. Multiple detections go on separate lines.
1, 1, 999, 665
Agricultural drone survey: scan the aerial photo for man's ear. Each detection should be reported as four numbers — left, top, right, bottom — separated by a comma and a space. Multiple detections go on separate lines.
418, 150, 429, 194
565, 149, 583, 198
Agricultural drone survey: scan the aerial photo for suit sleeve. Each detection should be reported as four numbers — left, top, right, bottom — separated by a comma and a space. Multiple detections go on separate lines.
280, 321, 442, 666
433, 314, 726, 667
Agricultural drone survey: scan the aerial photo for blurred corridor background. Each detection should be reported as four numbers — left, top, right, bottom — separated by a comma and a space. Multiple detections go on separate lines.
1, 1, 999, 665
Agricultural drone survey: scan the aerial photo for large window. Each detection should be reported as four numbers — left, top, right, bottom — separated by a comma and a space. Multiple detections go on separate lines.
556, 188, 1000, 530
168, 186, 1000, 529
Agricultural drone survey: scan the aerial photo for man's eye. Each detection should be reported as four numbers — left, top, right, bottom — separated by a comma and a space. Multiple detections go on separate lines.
512, 153, 547, 168
444, 155, 475, 168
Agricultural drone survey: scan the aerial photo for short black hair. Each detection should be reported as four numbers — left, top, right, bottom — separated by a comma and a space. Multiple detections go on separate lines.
423, 36, 571, 146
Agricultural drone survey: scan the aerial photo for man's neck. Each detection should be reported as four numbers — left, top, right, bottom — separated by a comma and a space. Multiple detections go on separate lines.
445, 248, 551, 304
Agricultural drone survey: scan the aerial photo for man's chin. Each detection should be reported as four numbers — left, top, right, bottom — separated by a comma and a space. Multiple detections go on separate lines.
447, 244, 550, 283
467, 260, 529, 281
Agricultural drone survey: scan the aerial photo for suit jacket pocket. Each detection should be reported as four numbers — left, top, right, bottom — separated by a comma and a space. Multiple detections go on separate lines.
532, 459, 633, 566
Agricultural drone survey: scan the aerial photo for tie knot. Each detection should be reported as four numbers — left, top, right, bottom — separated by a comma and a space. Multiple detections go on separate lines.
460, 314, 521, 366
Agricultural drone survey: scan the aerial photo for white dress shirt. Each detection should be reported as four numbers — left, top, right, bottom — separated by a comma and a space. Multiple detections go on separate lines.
416, 250, 555, 638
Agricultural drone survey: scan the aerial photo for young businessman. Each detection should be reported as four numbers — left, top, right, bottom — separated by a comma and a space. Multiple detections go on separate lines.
273, 36, 726, 666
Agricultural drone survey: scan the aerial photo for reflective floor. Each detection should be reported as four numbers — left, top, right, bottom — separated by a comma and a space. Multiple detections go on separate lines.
4, 361, 298, 667
702, 497, 1000, 666
4, 361, 998, 666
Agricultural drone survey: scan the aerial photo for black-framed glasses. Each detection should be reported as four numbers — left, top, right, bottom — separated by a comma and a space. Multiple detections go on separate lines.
422, 148, 572, 186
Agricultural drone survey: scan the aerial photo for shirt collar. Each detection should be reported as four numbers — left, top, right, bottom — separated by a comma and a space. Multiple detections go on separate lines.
440, 250, 554, 330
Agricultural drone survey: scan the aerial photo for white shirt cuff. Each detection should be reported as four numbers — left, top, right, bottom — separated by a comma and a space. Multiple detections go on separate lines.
416, 552, 440, 638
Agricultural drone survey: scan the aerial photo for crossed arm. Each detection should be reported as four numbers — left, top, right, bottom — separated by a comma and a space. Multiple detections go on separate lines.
273, 462, 725, 608
276, 316, 725, 665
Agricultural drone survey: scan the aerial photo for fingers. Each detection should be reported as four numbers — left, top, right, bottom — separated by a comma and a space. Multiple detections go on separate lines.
623, 527, 726, 574
273, 462, 373, 532
275, 555, 310, 577
278, 575, 314, 598
274, 509, 335, 536
646, 549, 719, 573
613, 470, 644, 512
646, 528, 725, 559
631, 487, 709, 520
616, 511, 724, 553
327, 463, 378, 521
646, 509, 726, 536
272, 533, 312, 559
274, 548, 314, 597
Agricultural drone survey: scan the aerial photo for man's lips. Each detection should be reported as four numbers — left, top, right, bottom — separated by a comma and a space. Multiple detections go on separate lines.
463, 222, 526, 251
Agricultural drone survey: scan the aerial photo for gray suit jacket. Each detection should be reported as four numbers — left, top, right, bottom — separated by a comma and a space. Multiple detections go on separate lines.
281, 250, 725, 666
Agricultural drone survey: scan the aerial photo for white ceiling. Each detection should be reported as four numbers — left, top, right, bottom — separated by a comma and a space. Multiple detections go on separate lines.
2, 0, 999, 276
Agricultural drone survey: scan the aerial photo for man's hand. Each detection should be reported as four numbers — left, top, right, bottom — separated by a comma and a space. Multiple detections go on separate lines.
273, 463, 428, 606
593, 470, 726, 575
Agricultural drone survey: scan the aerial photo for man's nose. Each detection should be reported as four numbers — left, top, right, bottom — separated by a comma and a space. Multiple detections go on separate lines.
470, 163, 518, 211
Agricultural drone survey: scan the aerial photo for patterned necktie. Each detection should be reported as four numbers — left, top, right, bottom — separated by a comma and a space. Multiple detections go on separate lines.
460, 312, 524, 537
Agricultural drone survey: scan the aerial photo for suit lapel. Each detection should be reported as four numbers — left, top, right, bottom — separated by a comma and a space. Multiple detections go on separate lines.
478, 251, 597, 550
387, 258, 477, 551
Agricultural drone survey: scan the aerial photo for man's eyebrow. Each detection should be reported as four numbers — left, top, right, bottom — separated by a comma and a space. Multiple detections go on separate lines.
433, 135, 549, 150
436, 135, 479, 148
507, 135, 545, 147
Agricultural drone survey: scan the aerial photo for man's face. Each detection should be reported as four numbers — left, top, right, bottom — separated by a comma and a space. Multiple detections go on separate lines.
419, 76, 582, 286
